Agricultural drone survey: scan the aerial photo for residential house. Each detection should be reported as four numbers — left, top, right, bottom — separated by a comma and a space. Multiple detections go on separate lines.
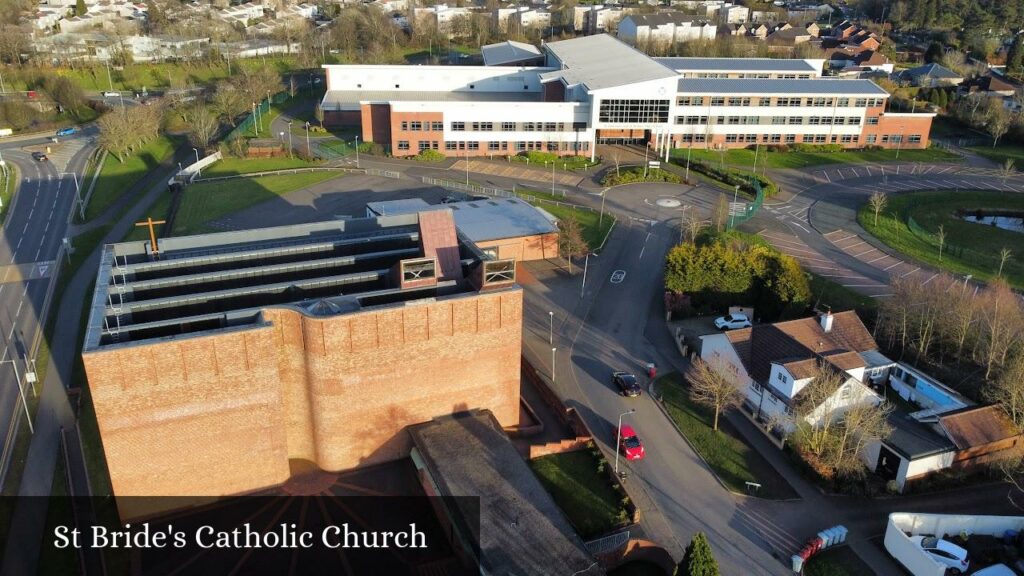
582, 5, 628, 34
846, 29, 881, 51
508, 8, 551, 32
721, 4, 749, 24
804, 21, 820, 37
414, 4, 473, 34
896, 63, 964, 88
749, 10, 779, 23
766, 26, 813, 47
831, 19, 857, 40
699, 311, 888, 433
721, 23, 749, 37
617, 13, 717, 45
961, 70, 1019, 98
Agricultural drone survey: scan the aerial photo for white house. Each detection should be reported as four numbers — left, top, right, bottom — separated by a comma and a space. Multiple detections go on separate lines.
699, 311, 887, 432
414, 4, 473, 34
617, 14, 716, 45
722, 4, 749, 23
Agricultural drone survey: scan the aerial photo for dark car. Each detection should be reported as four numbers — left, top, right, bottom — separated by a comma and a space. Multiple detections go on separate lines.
31, 152, 48, 162
613, 371, 641, 397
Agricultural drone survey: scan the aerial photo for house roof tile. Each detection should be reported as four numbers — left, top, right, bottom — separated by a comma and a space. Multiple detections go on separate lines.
939, 405, 1022, 450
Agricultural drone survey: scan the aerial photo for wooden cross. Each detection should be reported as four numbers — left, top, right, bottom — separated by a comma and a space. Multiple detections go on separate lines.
135, 217, 167, 257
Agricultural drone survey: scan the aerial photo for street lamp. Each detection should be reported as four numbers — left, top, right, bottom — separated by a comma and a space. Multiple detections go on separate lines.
580, 252, 595, 299
304, 122, 311, 157
548, 311, 554, 344
252, 102, 259, 136
287, 122, 294, 158
729, 184, 739, 228
60, 172, 84, 221
279, 131, 285, 145
614, 408, 636, 478
192, 147, 200, 164
354, 135, 360, 168
598, 189, 607, 227
551, 347, 556, 383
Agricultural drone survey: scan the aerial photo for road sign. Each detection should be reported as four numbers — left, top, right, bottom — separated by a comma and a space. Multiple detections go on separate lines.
648, 161, 661, 168
36, 263, 49, 277
729, 202, 746, 215
611, 270, 627, 284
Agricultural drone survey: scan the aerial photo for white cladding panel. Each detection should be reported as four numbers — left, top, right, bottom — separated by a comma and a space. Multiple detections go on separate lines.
324, 65, 553, 93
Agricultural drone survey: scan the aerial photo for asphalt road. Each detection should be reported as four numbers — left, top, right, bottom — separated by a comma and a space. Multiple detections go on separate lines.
0, 128, 95, 484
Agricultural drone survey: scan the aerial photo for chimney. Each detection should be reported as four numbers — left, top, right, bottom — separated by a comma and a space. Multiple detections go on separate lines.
820, 311, 834, 333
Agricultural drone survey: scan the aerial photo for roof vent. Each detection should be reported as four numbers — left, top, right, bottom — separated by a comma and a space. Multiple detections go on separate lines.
820, 311, 834, 333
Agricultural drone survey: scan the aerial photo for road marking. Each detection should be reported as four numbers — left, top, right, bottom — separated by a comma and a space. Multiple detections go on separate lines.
901, 266, 921, 277
638, 232, 652, 260
610, 270, 626, 284
820, 171, 831, 183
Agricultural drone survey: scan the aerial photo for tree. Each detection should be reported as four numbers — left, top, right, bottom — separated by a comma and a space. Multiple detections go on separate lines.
999, 247, 1013, 277
557, 215, 588, 273
936, 224, 946, 261
986, 103, 1012, 147
1003, 159, 1016, 182
680, 532, 719, 576
210, 81, 246, 127
683, 208, 705, 244
868, 191, 887, 226
314, 103, 324, 129
1008, 36, 1024, 78
75, 0, 87, 16
986, 352, 1024, 430
924, 42, 944, 64
712, 195, 729, 233
687, 358, 742, 432
183, 105, 219, 151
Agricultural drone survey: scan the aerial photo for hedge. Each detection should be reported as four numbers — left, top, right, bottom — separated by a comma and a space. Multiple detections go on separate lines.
682, 159, 777, 198
601, 167, 681, 186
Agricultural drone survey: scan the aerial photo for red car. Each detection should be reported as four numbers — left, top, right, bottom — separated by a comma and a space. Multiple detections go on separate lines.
618, 425, 645, 461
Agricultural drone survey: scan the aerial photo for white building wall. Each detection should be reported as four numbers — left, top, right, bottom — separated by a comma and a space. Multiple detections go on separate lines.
670, 99, 871, 140
806, 379, 882, 427
885, 514, 1024, 576
589, 76, 680, 131
390, 100, 592, 143
699, 333, 759, 410
325, 65, 553, 93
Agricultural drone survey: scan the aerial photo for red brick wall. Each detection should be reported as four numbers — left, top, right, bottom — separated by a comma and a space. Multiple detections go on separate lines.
83, 289, 523, 500
867, 114, 933, 148
391, 111, 444, 157
361, 103, 392, 147
474, 232, 558, 262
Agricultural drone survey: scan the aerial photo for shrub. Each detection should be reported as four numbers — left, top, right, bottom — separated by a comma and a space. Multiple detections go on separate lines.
681, 159, 778, 198
357, 141, 384, 155
790, 143, 844, 153
602, 167, 681, 186
308, 125, 328, 134
414, 149, 445, 162
680, 532, 720, 576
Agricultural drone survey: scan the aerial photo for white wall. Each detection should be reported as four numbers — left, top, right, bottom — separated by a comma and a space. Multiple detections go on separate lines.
806, 379, 882, 427
324, 65, 554, 93
905, 451, 955, 482
886, 513, 1024, 576
389, 100, 593, 142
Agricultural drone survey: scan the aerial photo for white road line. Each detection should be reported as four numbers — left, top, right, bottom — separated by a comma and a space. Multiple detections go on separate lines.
820, 171, 831, 183
866, 254, 890, 264
901, 266, 921, 277
850, 168, 860, 178
842, 240, 867, 250
15, 299, 23, 318
921, 273, 939, 285
789, 221, 810, 234
882, 261, 904, 271
821, 230, 847, 238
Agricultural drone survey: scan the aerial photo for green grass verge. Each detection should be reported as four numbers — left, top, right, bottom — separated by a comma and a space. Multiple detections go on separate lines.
0, 162, 17, 226
808, 273, 878, 323
173, 171, 344, 235
123, 193, 173, 242
537, 203, 615, 249
803, 545, 875, 576
529, 449, 630, 539
658, 373, 794, 499
672, 146, 961, 170
85, 135, 178, 221
200, 156, 320, 177
967, 145, 1024, 168
856, 190, 1024, 289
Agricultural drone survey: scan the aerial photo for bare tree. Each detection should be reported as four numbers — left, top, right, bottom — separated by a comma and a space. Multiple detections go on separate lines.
999, 247, 1013, 277
683, 208, 706, 244
868, 191, 888, 226
686, 358, 743, 432
314, 103, 324, 129
1003, 159, 1016, 182
987, 104, 1012, 147
184, 105, 219, 151
712, 195, 729, 233
936, 224, 946, 261
979, 280, 1024, 379
557, 215, 588, 273
986, 352, 1024, 430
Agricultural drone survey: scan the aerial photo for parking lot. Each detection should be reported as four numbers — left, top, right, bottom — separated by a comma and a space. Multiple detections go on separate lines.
759, 229, 891, 297
823, 229, 939, 288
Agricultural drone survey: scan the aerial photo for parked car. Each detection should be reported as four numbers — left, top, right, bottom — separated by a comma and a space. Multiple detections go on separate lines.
910, 536, 969, 575
31, 152, 48, 162
973, 565, 1015, 576
55, 127, 77, 137
612, 371, 641, 397
618, 425, 645, 461
102, 91, 120, 97
440, 196, 459, 204
714, 313, 751, 330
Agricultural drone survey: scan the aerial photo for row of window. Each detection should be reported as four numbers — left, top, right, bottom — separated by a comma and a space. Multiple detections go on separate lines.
449, 121, 572, 132
676, 115, 869, 126
396, 140, 590, 152
598, 99, 671, 124
399, 121, 444, 132
677, 96, 886, 108
685, 73, 814, 80
676, 133, 922, 145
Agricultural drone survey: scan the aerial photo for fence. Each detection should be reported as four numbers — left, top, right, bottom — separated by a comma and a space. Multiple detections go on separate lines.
420, 176, 595, 213
725, 174, 765, 230
906, 215, 1002, 268
226, 91, 290, 142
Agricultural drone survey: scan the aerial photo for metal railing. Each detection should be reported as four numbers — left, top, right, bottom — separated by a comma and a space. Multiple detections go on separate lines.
726, 175, 765, 230
226, 91, 290, 141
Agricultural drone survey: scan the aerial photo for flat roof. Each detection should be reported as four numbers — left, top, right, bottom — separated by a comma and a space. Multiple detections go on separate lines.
654, 57, 818, 73
541, 34, 678, 91
408, 411, 600, 576
883, 412, 955, 460
366, 198, 557, 243
677, 77, 888, 95
482, 40, 542, 66
84, 216, 498, 349
322, 90, 541, 108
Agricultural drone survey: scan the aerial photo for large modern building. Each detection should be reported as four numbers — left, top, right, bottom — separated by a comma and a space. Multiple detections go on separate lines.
82, 211, 523, 502
320, 34, 934, 158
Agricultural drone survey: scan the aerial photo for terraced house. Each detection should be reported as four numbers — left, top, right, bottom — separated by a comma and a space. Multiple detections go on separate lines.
319, 34, 935, 158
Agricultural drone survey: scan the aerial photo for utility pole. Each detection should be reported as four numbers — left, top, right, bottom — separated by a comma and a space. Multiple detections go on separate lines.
252, 103, 259, 136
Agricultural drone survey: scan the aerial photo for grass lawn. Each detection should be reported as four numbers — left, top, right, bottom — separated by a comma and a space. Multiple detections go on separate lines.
510, 155, 599, 171
856, 190, 1024, 289
803, 545, 875, 576
536, 203, 615, 249
967, 145, 1024, 168
0, 161, 17, 225
85, 135, 178, 221
124, 193, 173, 242
808, 273, 878, 324
529, 449, 629, 539
173, 171, 343, 235
671, 146, 961, 170
657, 372, 798, 500
201, 156, 320, 177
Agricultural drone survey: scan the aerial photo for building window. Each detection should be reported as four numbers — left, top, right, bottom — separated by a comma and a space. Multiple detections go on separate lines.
431, 141, 439, 150
544, 122, 557, 131
418, 141, 430, 151
523, 122, 535, 132
397, 140, 410, 150
516, 141, 526, 150
727, 97, 750, 106
598, 99, 670, 123
785, 134, 796, 143
866, 117, 879, 125
501, 122, 515, 131
788, 116, 802, 125
547, 141, 558, 151
840, 385, 852, 400
743, 134, 757, 142
848, 117, 861, 125
458, 141, 466, 150
451, 122, 465, 131
725, 134, 738, 143
727, 116, 741, 125
742, 116, 759, 125
710, 97, 726, 106
400, 121, 409, 131
836, 98, 850, 107
854, 98, 868, 107
777, 372, 785, 382
808, 117, 821, 125
814, 135, 827, 143
501, 142, 508, 150
772, 116, 786, 125
891, 134, 903, 144
431, 121, 443, 131
488, 142, 500, 150
833, 117, 846, 125
909, 135, 922, 143
811, 97, 827, 107
467, 141, 478, 150
445, 142, 457, 150
769, 134, 781, 143
410, 121, 422, 131
752, 382, 763, 393
678, 96, 702, 106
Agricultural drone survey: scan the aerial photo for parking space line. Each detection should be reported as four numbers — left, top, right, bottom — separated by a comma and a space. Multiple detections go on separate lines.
900, 266, 921, 277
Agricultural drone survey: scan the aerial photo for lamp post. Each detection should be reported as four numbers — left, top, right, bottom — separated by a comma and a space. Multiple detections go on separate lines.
465, 150, 470, 185
614, 408, 636, 478
895, 126, 904, 160
580, 252, 593, 298
551, 159, 555, 196
354, 135, 360, 168
192, 147, 200, 164
287, 122, 293, 158
252, 103, 259, 136
304, 122, 311, 157
729, 184, 739, 228
598, 189, 607, 227
548, 311, 554, 344
60, 172, 84, 221
685, 142, 693, 182
551, 347, 556, 383
279, 131, 285, 145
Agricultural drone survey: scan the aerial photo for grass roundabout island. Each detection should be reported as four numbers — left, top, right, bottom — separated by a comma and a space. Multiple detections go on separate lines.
857, 190, 1024, 289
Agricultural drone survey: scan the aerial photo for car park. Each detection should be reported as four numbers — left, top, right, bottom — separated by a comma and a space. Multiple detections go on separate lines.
618, 425, 645, 461
910, 536, 970, 575
714, 313, 751, 330
612, 371, 641, 397
31, 152, 48, 162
